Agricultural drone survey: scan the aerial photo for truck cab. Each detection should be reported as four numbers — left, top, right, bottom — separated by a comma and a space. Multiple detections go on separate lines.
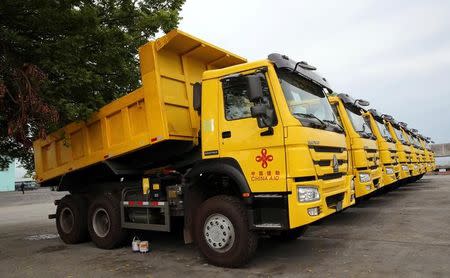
409, 129, 426, 175
328, 94, 383, 198
399, 122, 421, 178
385, 118, 412, 181
367, 110, 399, 187
198, 54, 355, 231
424, 136, 436, 171
418, 134, 432, 173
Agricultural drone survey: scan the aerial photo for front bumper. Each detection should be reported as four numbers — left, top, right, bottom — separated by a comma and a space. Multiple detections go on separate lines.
287, 174, 354, 229
419, 164, 426, 174
354, 168, 383, 198
409, 163, 421, 177
398, 163, 411, 180
381, 164, 399, 187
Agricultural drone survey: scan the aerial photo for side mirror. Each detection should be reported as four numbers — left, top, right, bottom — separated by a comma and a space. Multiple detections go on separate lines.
250, 104, 267, 118
355, 99, 370, 107
251, 104, 275, 129
382, 114, 394, 121
245, 75, 264, 102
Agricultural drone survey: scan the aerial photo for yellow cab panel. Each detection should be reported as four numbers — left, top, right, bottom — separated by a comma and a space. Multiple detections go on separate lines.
328, 94, 383, 198
367, 110, 399, 186
385, 119, 412, 181
398, 123, 421, 177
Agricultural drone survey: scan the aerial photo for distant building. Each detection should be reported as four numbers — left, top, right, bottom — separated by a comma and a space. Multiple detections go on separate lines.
15, 177, 38, 191
0, 160, 15, 192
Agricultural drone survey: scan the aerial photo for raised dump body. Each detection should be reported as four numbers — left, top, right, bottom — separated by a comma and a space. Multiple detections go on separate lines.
34, 30, 246, 185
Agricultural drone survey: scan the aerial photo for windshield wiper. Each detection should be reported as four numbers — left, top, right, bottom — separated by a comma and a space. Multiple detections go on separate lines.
360, 132, 371, 138
294, 113, 326, 128
357, 123, 368, 137
358, 123, 375, 139
323, 119, 344, 133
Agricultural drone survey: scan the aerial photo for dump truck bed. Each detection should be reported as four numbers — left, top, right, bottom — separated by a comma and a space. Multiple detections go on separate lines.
33, 30, 246, 184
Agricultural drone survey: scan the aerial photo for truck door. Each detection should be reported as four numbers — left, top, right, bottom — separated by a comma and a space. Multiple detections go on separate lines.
218, 71, 287, 193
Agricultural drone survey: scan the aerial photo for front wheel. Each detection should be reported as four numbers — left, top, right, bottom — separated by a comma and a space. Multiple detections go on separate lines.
195, 195, 258, 268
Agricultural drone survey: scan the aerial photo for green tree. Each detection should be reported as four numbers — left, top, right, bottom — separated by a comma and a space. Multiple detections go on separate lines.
0, 0, 185, 170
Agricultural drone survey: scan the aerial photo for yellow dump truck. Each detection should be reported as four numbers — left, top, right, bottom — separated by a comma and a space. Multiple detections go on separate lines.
367, 109, 399, 187
384, 117, 412, 182
398, 122, 421, 179
409, 128, 427, 176
427, 137, 436, 171
328, 94, 382, 198
417, 133, 432, 173
419, 136, 432, 172
423, 136, 436, 171
34, 30, 354, 267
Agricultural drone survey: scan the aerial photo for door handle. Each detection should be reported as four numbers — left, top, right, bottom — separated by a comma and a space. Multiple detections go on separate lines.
222, 131, 231, 138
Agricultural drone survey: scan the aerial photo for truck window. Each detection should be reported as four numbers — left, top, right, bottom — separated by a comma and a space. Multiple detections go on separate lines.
376, 120, 392, 141
346, 108, 370, 134
394, 127, 406, 143
331, 104, 343, 127
222, 73, 271, 121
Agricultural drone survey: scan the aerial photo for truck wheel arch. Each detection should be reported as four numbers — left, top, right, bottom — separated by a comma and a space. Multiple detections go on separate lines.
183, 158, 251, 244
186, 158, 251, 196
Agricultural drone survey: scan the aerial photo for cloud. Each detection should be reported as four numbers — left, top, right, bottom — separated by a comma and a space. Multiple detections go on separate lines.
179, 0, 450, 142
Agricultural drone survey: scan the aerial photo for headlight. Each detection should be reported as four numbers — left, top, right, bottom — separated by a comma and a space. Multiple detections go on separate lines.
402, 165, 409, 171
297, 186, 320, 202
385, 167, 394, 175
414, 165, 418, 169
359, 173, 371, 183
350, 179, 355, 191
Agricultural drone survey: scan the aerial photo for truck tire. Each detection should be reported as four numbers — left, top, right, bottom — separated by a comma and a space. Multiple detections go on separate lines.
194, 195, 258, 268
87, 194, 127, 249
275, 226, 308, 241
56, 195, 89, 244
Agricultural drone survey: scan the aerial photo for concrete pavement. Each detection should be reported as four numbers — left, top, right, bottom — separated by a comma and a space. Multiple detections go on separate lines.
0, 176, 449, 277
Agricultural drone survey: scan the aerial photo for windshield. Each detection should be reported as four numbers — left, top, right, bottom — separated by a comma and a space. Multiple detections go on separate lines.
277, 70, 340, 131
394, 127, 407, 144
346, 108, 374, 139
375, 119, 393, 141
410, 135, 421, 148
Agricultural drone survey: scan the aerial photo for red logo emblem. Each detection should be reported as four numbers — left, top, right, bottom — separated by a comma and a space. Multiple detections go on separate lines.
256, 148, 273, 168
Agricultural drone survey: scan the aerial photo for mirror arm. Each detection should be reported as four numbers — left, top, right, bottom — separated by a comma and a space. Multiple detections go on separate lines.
260, 126, 274, 136
259, 116, 274, 136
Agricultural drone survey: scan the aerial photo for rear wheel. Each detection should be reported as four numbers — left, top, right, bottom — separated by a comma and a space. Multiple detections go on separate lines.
88, 194, 127, 249
56, 195, 89, 244
195, 195, 258, 268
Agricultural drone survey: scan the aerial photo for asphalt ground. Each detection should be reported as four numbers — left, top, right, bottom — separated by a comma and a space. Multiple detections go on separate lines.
0, 175, 449, 277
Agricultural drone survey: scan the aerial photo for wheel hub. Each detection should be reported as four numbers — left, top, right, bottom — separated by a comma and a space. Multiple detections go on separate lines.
204, 213, 235, 253
92, 208, 110, 238
60, 207, 74, 234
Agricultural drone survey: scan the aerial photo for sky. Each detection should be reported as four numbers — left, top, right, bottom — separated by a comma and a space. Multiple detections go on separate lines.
179, 0, 450, 144
13, 0, 450, 177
